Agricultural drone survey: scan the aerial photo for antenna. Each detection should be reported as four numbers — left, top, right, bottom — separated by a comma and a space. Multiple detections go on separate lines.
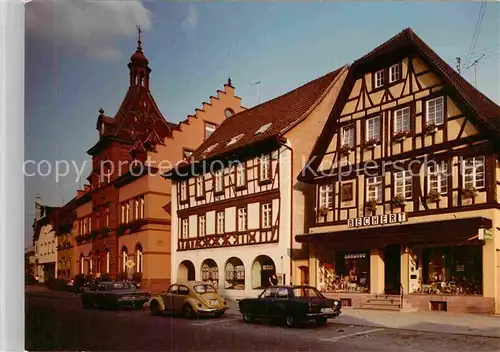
250, 80, 261, 104
456, 57, 461, 75
467, 53, 485, 87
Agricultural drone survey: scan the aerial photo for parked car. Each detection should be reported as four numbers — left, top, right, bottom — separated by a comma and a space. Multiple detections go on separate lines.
149, 281, 228, 318
81, 281, 151, 310
238, 285, 341, 328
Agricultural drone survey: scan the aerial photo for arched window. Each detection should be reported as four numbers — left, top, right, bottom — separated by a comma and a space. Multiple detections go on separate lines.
136, 243, 143, 273
122, 246, 128, 272
96, 250, 101, 274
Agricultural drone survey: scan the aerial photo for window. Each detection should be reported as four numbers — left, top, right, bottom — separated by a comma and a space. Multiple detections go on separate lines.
463, 156, 485, 189
341, 125, 355, 148
426, 96, 444, 125
389, 63, 400, 83
237, 207, 247, 232
394, 107, 410, 133
428, 162, 448, 194
125, 203, 130, 223
105, 207, 109, 227
122, 249, 128, 272
395, 170, 413, 199
225, 108, 235, 118
204, 122, 217, 140
319, 184, 333, 209
136, 247, 143, 273
106, 251, 110, 273
216, 211, 225, 234
374, 69, 384, 88
236, 162, 246, 188
181, 218, 189, 239
196, 176, 204, 198
255, 123, 272, 135
120, 204, 125, 223
83, 218, 88, 234
259, 154, 271, 181
366, 176, 383, 202
366, 116, 380, 141
180, 181, 187, 201
134, 198, 139, 220
198, 215, 206, 237
214, 170, 224, 194
262, 203, 272, 229
139, 196, 145, 219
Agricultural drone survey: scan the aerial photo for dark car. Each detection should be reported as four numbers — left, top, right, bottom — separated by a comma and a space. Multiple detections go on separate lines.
238, 285, 341, 328
81, 281, 151, 310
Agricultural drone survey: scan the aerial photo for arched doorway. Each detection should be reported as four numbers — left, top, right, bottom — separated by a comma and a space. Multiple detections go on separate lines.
178, 260, 195, 281
251, 255, 276, 289
225, 257, 245, 290
299, 266, 309, 285
201, 259, 219, 290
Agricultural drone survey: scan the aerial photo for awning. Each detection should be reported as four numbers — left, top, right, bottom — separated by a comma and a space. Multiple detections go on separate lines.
296, 217, 491, 250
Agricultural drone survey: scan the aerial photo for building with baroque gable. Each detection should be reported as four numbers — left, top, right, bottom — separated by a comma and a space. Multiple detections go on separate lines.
71, 35, 245, 292
33, 195, 59, 283
166, 66, 348, 300
297, 28, 500, 314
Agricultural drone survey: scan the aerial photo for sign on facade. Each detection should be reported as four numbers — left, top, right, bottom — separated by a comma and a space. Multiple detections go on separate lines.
478, 228, 493, 241
347, 212, 407, 228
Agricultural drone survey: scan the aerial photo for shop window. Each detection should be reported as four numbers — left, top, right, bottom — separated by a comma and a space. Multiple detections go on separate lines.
414, 246, 482, 295
225, 257, 245, 290
317, 250, 370, 293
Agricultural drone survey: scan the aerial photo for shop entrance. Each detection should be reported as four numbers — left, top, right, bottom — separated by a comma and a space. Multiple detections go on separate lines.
384, 245, 401, 295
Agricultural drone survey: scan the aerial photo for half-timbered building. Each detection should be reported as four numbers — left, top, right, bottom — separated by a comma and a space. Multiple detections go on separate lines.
167, 66, 348, 299
297, 28, 500, 314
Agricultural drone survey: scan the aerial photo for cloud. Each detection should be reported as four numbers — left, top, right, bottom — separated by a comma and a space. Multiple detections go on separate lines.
26, 0, 152, 61
182, 5, 198, 31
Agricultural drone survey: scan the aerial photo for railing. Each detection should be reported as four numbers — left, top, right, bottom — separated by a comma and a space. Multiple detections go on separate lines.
400, 282, 404, 309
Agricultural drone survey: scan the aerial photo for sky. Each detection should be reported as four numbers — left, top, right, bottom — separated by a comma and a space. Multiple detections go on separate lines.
25, 1, 500, 245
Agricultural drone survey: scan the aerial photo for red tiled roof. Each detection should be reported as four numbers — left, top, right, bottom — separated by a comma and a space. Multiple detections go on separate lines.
355, 28, 500, 135
191, 66, 348, 161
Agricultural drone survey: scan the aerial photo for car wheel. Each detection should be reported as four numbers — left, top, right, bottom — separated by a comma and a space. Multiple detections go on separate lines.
315, 317, 328, 327
150, 301, 161, 316
183, 304, 194, 319
285, 314, 295, 328
242, 311, 254, 323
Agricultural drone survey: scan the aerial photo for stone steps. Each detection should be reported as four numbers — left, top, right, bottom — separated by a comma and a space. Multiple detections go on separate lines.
360, 295, 417, 312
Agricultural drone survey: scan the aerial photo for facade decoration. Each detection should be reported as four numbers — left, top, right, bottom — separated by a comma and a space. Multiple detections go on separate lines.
166, 65, 349, 300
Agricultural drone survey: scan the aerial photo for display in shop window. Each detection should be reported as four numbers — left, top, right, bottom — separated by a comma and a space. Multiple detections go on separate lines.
317, 251, 370, 293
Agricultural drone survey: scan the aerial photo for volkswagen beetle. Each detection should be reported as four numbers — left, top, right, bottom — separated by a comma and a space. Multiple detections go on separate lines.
149, 281, 228, 318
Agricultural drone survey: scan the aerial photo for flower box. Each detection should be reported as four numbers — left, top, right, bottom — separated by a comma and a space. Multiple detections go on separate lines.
318, 206, 330, 217
427, 189, 442, 202
462, 185, 478, 199
393, 130, 411, 142
424, 123, 438, 135
364, 138, 379, 150
365, 198, 378, 211
339, 144, 352, 155
391, 194, 407, 206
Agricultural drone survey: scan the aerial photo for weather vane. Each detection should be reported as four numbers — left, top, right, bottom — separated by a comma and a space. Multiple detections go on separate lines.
136, 25, 142, 48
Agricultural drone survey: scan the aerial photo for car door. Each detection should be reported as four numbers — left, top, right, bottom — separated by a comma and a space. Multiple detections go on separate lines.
93, 284, 107, 307
163, 285, 178, 313
172, 285, 190, 313
267, 286, 289, 319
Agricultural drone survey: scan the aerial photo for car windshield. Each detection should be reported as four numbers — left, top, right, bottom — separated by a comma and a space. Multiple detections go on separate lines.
194, 285, 216, 294
292, 287, 324, 298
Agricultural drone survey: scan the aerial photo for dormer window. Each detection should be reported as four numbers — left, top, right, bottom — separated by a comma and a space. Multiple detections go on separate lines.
255, 123, 272, 135
374, 70, 384, 88
389, 63, 400, 83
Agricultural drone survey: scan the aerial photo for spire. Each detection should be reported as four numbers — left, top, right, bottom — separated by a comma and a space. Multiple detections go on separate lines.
128, 25, 151, 90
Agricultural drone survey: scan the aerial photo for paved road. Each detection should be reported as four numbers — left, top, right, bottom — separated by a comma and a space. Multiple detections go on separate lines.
26, 292, 500, 352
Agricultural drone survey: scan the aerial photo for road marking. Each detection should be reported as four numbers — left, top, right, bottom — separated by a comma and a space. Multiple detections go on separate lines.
320, 328, 385, 341
192, 318, 240, 326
